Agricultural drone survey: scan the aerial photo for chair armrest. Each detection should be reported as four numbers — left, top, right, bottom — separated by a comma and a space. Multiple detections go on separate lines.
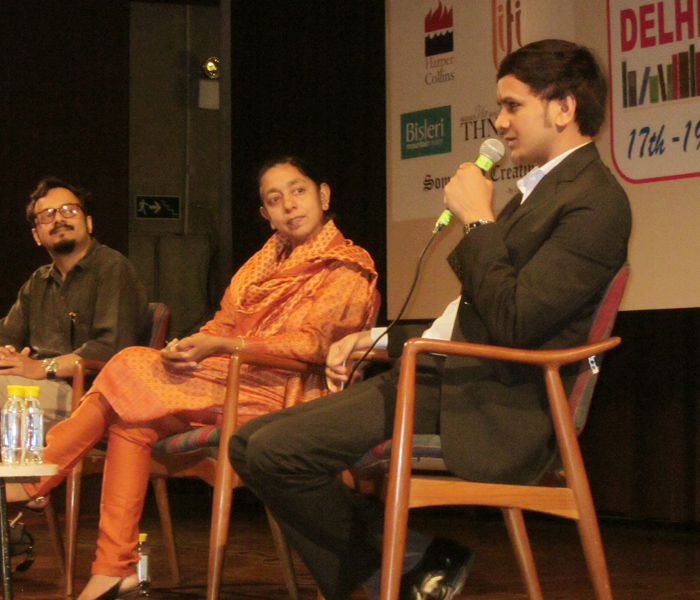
387, 336, 622, 498
349, 348, 392, 364
210, 350, 326, 515
217, 350, 325, 445
399, 337, 620, 368
345, 348, 395, 388
75, 358, 108, 373
226, 350, 324, 375
392, 336, 621, 439
351, 336, 620, 372
71, 358, 108, 411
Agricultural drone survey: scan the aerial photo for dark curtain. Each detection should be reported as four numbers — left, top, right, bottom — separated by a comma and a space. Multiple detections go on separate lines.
582, 308, 700, 523
0, 1, 130, 315
227, 1, 387, 323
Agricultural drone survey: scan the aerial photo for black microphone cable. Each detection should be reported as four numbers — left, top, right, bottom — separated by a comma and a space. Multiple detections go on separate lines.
342, 140, 505, 384
345, 227, 441, 385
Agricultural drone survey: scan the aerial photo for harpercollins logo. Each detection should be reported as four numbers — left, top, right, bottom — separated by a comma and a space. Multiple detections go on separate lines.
424, 2, 456, 85
425, 2, 453, 56
492, 0, 524, 69
401, 106, 452, 159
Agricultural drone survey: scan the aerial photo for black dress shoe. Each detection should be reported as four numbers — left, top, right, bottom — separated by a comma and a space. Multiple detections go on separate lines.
399, 537, 475, 600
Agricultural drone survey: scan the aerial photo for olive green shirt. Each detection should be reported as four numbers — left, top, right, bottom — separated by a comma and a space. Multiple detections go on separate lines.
0, 239, 147, 363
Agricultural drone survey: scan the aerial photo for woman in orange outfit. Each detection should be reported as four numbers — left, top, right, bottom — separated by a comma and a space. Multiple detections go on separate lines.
8, 157, 378, 600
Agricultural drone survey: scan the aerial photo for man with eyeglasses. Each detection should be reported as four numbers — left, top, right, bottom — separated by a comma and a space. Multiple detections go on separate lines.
0, 177, 147, 430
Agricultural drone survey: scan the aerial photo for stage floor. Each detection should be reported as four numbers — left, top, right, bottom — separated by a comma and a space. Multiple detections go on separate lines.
10, 479, 700, 599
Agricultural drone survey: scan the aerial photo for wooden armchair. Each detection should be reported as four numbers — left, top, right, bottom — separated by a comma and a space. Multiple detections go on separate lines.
150, 351, 326, 600
357, 265, 629, 600
149, 291, 381, 600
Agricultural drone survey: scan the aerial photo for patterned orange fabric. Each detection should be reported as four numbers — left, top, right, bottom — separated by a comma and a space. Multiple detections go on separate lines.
89, 220, 377, 424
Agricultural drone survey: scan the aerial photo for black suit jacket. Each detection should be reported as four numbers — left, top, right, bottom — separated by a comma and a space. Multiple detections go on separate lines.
390, 143, 631, 485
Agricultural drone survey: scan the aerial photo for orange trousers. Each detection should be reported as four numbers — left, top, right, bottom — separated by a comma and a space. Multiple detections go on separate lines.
27, 392, 192, 576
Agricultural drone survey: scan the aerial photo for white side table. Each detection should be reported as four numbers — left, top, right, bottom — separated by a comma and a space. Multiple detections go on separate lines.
0, 463, 58, 599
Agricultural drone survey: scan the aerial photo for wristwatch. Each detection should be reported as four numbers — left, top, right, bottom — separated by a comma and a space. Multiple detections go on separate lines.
42, 357, 58, 380
463, 220, 494, 235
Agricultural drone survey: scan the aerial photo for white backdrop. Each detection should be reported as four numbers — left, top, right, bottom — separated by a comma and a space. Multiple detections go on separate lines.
385, 0, 700, 318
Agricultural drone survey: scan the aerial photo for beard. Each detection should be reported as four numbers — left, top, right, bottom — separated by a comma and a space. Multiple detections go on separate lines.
53, 239, 77, 255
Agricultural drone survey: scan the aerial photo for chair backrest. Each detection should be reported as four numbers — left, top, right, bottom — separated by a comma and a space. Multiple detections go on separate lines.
144, 302, 171, 350
569, 264, 629, 433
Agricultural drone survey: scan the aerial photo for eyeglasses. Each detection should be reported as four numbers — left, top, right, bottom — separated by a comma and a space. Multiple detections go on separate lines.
34, 203, 84, 225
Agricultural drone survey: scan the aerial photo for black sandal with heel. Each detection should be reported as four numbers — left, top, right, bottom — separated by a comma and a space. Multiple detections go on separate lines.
8, 513, 35, 573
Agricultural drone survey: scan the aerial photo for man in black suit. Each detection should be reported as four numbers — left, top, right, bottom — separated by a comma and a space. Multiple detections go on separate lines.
229, 39, 632, 600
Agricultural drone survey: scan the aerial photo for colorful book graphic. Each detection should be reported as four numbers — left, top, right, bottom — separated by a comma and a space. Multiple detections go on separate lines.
657, 64, 667, 101
638, 66, 651, 105
621, 44, 699, 108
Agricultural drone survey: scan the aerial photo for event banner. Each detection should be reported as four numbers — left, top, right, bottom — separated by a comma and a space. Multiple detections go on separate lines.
608, 0, 700, 183
387, 0, 574, 223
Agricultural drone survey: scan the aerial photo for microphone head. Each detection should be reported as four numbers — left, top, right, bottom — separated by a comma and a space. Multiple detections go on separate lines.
479, 138, 506, 163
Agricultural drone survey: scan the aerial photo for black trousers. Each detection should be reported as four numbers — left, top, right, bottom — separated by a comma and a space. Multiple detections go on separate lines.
229, 361, 442, 600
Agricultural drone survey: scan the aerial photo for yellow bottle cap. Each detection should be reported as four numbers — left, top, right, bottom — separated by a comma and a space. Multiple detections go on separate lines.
6, 385, 24, 397
24, 386, 40, 397
139, 533, 148, 543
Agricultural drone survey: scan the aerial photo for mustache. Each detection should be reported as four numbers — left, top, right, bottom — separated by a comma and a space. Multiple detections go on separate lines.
50, 223, 74, 235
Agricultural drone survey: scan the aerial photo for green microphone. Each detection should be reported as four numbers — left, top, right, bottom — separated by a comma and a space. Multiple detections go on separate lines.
433, 138, 505, 233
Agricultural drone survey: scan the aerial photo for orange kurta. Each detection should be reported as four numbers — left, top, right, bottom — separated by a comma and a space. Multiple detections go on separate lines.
89, 220, 377, 424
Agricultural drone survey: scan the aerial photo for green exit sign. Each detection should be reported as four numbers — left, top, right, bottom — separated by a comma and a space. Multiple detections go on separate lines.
135, 196, 181, 219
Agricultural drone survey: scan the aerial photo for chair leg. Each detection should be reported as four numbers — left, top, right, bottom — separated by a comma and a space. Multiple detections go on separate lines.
576, 507, 614, 600
207, 465, 240, 600
41, 499, 65, 576
380, 481, 410, 600
502, 507, 543, 600
265, 508, 299, 600
151, 477, 180, 585
64, 459, 84, 597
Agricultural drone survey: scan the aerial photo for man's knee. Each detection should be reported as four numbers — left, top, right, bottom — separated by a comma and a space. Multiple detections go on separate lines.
240, 427, 282, 479
228, 430, 247, 473
229, 404, 308, 475
229, 416, 282, 482
233, 420, 313, 490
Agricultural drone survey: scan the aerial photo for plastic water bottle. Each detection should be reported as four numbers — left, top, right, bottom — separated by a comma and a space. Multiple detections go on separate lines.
2, 385, 25, 464
22, 385, 44, 463
136, 532, 151, 596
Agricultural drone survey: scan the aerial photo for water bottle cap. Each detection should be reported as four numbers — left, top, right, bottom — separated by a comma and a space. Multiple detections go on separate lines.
139, 533, 148, 542
23, 386, 40, 397
6, 385, 24, 397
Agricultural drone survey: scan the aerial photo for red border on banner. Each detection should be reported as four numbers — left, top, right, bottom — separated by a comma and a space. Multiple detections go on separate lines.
606, 0, 700, 184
